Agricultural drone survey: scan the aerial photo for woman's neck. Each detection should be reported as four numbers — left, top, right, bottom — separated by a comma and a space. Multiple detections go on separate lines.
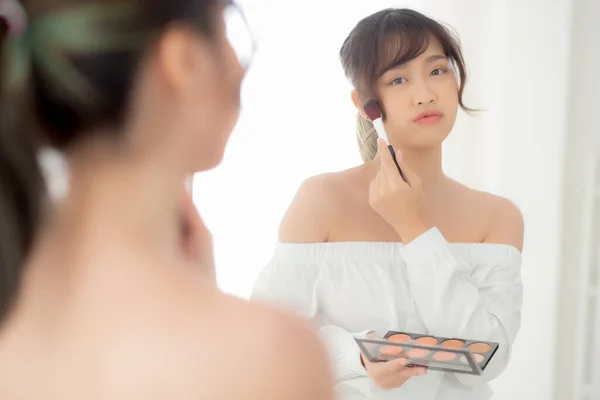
369, 144, 447, 190
31, 138, 192, 287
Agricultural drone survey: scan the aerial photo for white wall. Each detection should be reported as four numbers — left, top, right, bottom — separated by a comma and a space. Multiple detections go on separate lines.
490, 1, 572, 399
556, 0, 600, 399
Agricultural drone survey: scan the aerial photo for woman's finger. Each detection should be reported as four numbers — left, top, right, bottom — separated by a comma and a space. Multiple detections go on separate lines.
376, 139, 395, 179
399, 365, 427, 378
377, 139, 409, 187
395, 150, 420, 188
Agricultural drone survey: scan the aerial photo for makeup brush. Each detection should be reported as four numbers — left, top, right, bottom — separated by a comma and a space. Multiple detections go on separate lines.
363, 99, 405, 181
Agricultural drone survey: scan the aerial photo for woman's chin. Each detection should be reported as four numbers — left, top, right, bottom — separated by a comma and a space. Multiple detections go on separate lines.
405, 131, 450, 149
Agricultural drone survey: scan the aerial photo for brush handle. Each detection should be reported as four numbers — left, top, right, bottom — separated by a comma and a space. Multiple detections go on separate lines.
388, 145, 406, 182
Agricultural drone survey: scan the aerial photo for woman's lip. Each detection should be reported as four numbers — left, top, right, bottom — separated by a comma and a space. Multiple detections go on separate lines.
414, 114, 442, 124
413, 110, 442, 122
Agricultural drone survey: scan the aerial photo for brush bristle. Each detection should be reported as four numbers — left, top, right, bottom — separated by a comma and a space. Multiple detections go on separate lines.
363, 99, 382, 121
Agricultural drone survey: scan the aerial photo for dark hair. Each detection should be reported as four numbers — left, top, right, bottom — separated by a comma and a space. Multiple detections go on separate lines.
0, 17, 45, 322
0, 0, 222, 323
339, 8, 472, 161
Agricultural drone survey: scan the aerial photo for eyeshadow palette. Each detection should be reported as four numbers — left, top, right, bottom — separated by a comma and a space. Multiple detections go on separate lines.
354, 331, 499, 375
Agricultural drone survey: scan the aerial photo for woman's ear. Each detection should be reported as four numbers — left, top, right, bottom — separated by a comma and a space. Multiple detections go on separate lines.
351, 89, 369, 120
152, 25, 213, 101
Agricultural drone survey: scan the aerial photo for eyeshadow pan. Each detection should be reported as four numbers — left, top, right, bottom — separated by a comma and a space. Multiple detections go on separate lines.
416, 336, 438, 345
388, 333, 412, 342
432, 351, 456, 362
406, 348, 429, 358
379, 345, 403, 355
468, 343, 491, 353
441, 339, 464, 348
461, 353, 485, 364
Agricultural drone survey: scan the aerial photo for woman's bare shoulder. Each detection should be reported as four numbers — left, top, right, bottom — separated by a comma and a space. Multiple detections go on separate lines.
279, 166, 365, 243
1, 249, 334, 399
202, 293, 334, 399
461, 185, 524, 251
101, 268, 334, 399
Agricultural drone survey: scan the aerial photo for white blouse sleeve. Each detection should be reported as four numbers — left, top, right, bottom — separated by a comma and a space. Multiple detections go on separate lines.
400, 227, 523, 386
251, 250, 371, 383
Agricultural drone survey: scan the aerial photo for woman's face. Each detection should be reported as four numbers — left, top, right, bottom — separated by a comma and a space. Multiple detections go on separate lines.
375, 37, 459, 150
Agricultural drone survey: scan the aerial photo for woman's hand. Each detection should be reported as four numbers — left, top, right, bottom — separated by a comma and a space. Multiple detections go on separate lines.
360, 332, 426, 390
368, 138, 431, 243
361, 353, 427, 390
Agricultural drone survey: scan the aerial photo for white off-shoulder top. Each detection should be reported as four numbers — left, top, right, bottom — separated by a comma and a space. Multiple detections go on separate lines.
251, 228, 523, 400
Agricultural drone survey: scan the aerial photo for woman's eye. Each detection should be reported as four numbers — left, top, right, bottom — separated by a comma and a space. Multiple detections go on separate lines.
431, 68, 446, 76
391, 77, 406, 85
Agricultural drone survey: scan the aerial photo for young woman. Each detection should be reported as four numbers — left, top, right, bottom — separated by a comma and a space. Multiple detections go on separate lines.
0, 1, 333, 398
252, 8, 524, 400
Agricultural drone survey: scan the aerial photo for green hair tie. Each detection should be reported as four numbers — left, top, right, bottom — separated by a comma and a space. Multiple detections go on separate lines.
6, 2, 151, 106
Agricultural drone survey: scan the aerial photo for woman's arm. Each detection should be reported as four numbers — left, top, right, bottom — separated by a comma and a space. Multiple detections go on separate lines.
398, 198, 524, 386
368, 140, 525, 386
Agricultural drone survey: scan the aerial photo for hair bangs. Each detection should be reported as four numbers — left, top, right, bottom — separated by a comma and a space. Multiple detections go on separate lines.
375, 25, 431, 79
